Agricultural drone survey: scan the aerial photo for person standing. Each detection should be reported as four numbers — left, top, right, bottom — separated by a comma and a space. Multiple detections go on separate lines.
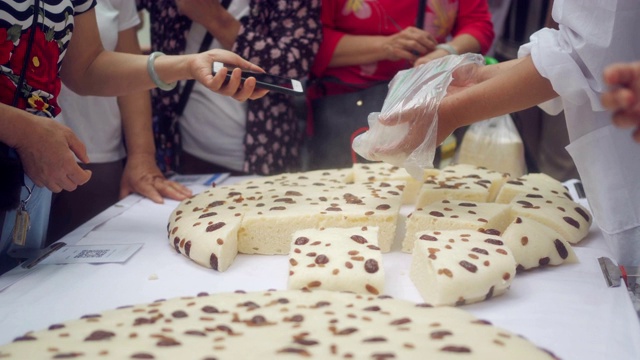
47, 0, 193, 243
137, 0, 322, 176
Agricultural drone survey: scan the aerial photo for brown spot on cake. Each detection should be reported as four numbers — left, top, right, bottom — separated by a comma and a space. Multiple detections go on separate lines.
459, 260, 478, 273
440, 345, 471, 353
484, 238, 504, 246
575, 207, 591, 222
351, 235, 368, 244
295, 237, 310, 246
366, 284, 380, 295
206, 222, 225, 232
84, 330, 115, 341
438, 269, 453, 278
429, 211, 444, 217
554, 239, 570, 259
364, 259, 379, 273
315, 255, 330, 265
539, 257, 551, 266
130, 353, 155, 359
521, 236, 529, 246
563, 216, 580, 229
471, 247, 489, 256
210, 253, 219, 271
376, 204, 391, 210
172, 311, 188, 319
430, 330, 453, 340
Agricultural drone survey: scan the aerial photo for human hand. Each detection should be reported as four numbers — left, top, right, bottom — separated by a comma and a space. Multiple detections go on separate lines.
13, 114, 92, 192
189, 49, 269, 101
175, 0, 222, 26
414, 48, 450, 67
602, 61, 640, 143
381, 27, 437, 63
374, 61, 483, 155
119, 153, 192, 203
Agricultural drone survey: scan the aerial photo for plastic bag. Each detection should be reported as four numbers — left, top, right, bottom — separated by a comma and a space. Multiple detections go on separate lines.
456, 114, 526, 177
352, 53, 485, 179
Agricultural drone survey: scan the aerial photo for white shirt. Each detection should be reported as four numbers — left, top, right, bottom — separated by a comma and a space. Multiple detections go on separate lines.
519, 0, 640, 266
180, 0, 250, 171
56, 0, 140, 163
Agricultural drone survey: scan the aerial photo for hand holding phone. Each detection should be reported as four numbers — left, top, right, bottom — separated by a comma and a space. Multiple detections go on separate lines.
213, 62, 304, 96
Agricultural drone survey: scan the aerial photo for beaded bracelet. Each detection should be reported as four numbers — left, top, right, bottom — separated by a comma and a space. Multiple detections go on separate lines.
146, 51, 177, 91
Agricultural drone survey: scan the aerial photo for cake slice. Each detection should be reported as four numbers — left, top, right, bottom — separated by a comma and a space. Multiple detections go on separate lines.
437, 163, 510, 202
352, 162, 439, 204
415, 163, 509, 208
509, 193, 592, 244
402, 200, 512, 253
495, 173, 571, 204
410, 229, 517, 306
288, 226, 384, 295
239, 181, 404, 254
501, 216, 578, 271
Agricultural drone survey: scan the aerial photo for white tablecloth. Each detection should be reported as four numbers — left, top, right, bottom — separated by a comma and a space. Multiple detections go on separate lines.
0, 179, 639, 359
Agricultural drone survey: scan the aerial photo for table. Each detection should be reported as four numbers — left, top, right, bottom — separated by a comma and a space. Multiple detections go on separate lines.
1, 177, 639, 359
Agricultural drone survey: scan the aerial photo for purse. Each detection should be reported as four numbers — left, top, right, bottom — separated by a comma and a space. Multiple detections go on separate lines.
307, 80, 390, 169
306, 0, 427, 170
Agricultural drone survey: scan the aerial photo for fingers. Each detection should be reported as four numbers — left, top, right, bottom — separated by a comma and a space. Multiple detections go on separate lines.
155, 179, 193, 202
603, 63, 640, 87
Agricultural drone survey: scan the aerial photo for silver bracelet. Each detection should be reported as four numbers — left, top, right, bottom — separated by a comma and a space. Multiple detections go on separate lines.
435, 43, 459, 56
146, 51, 177, 91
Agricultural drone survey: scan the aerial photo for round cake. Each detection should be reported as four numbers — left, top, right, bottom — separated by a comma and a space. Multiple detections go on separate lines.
0, 290, 558, 359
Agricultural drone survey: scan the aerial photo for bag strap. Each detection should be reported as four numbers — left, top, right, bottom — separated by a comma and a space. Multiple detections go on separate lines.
175, 0, 232, 116
416, 0, 427, 29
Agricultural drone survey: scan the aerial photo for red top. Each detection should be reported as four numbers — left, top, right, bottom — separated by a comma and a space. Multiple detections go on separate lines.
311, 0, 494, 93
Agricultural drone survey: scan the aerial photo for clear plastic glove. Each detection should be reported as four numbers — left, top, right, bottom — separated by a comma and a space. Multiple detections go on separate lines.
352, 53, 484, 178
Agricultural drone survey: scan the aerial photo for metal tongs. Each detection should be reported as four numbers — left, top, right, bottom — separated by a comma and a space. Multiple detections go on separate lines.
598, 257, 640, 288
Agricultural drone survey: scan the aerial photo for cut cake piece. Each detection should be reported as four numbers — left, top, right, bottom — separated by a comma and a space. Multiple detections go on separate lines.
410, 229, 517, 306
495, 173, 571, 204
352, 162, 439, 204
402, 200, 512, 253
415, 163, 509, 208
501, 216, 578, 271
288, 226, 384, 295
509, 193, 592, 244
168, 180, 404, 271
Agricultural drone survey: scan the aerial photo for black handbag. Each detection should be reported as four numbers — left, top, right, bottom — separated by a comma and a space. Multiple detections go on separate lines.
307, 80, 389, 169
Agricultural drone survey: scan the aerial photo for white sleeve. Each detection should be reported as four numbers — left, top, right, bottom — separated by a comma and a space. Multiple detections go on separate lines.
517, 0, 640, 114
115, 0, 141, 32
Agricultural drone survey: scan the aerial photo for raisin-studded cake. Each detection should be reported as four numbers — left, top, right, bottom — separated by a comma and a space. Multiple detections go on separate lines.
410, 230, 517, 306
352, 162, 440, 204
403, 200, 512, 253
415, 163, 511, 208
169, 180, 404, 271
0, 290, 558, 359
288, 227, 384, 295
501, 216, 578, 271
494, 173, 571, 204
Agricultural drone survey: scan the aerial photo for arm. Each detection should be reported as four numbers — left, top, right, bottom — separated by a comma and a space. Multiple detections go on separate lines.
59, 9, 267, 100
175, 0, 240, 50
415, 0, 493, 66
0, 104, 91, 192
114, 27, 192, 203
438, 56, 558, 143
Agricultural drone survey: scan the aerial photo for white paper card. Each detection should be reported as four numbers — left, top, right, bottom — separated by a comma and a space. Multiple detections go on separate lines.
170, 173, 230, 186
39, 244, 143, 264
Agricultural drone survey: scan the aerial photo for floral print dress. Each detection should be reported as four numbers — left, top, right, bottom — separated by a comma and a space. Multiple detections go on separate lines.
137, 0, 322, 175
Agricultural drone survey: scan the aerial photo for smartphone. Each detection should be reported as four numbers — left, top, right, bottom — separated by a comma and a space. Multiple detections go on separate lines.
213, 62, 304, 96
